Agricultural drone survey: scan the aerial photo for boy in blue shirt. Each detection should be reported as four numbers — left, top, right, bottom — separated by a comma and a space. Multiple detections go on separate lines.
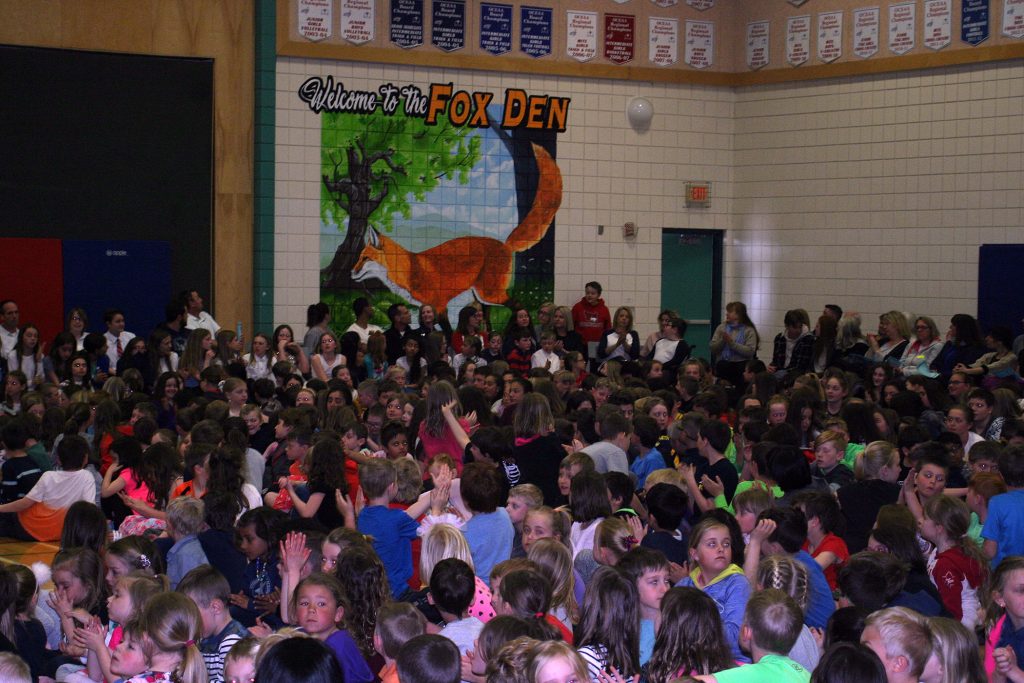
983, 444, 1024, 567
357, 459, 421, 599
745, 506, 835, 630
630, 416, 667, 490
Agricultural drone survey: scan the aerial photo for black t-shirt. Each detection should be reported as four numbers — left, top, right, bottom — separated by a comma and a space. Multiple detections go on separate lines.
249, 423, 276, 455
642, 530, 688, 566
837, 479, 900, 553
695, 457, 740, 504
14, 618, 46, 681
311, 480, 347, 531
514, 433, 565, 506
0, 455, 42, 504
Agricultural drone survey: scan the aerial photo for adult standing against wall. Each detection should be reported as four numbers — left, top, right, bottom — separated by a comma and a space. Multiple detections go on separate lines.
182, 289, 220, 333
384, 303, 411, 364
156, 300, 190, 357
0, 300, 19, 358
102, 309, 136, 374
303, 302, 331, 357
709, 301, 759, 393
346, 297, 382, 347
571, 281, 611, 363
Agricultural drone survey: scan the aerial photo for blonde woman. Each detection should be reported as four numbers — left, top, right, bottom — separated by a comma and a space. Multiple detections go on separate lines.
866, 311, 911, 367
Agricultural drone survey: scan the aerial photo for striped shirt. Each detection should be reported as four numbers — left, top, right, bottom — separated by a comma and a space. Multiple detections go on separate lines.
199, 619, 249, 683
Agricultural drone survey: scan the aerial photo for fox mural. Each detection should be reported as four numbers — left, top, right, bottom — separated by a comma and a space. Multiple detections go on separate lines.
351, 142, 562, 315
318, 104, 562, 328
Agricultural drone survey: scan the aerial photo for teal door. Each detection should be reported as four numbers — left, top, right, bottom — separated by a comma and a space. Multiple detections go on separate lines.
660, 230, 722, 360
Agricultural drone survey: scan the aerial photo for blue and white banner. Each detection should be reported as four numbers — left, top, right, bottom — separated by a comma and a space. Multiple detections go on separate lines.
480, 3, 512, 55
391, 0, 423, 48
961, 0, 989, 45
432, 0, 466, 52
521, 6, 553, 58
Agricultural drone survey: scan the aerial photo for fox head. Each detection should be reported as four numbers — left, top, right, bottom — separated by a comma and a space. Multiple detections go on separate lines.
353, 226, 387, 283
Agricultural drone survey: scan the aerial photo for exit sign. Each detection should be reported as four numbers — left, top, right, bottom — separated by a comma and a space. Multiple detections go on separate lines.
686, 182, 711, 207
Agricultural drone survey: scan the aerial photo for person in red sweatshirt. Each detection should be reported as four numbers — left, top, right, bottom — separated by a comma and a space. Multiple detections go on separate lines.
571, 281, 611, 346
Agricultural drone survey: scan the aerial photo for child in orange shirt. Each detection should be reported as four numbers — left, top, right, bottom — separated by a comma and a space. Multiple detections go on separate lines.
374, 602, 427, 683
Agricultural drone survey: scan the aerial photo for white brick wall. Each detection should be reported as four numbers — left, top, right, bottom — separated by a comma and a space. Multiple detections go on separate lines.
273, 57, 1024, 354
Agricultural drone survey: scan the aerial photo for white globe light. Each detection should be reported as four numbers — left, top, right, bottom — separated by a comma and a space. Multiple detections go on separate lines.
627, 97, 654, 129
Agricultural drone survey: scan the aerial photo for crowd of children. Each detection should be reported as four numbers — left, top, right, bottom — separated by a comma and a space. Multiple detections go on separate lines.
0, 291, 1023, 682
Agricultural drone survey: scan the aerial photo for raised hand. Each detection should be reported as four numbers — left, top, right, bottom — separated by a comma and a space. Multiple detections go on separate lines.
279, 531, 310, 576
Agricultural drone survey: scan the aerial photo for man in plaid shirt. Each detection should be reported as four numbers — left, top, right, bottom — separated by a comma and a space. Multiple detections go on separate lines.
769, 309, 815, 378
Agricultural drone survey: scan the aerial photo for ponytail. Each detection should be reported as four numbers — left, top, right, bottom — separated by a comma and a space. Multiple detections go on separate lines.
63, 402, 92, 437
922, 495, 989, 578
177, 638, 208, 683
139, 593, 208, 683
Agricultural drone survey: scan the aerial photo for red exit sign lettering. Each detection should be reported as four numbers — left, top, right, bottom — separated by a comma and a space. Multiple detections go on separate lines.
686, 182, 711, 207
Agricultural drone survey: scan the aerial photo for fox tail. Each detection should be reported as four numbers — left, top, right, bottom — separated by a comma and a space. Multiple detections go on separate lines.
504, 143, 563, 253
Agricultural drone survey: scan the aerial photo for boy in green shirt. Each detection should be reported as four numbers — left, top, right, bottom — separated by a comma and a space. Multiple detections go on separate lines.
695, 589, 810, 683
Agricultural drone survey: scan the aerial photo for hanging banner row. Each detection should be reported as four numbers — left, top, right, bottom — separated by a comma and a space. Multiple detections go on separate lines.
299, 0, 1024, 70
299, 0, 709, 65
760, 0, 1024, 69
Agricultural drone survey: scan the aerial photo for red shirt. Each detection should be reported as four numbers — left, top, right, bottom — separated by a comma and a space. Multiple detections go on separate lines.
571, 298, 611, 344
99, 424, 135, 474
806, 532, 849, 592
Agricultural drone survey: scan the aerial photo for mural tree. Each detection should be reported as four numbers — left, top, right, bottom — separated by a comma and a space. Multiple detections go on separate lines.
319, 110, 482, 290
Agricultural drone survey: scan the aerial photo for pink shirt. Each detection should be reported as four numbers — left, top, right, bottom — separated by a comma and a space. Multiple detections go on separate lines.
469, 576, 496, 623
119, 467, 153, 505
417, 418, 470, 471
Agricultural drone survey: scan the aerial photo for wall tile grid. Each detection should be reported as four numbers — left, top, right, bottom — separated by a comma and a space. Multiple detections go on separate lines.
273, 57, 1023, 357
731, 62, 1024, 351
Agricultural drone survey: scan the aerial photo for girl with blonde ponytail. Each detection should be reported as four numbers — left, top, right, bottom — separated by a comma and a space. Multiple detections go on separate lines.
130, 592, 208, 682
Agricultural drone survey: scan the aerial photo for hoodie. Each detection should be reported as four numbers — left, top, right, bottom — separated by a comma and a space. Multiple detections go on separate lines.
677, 564, 751, 663
572, 298, 611, 344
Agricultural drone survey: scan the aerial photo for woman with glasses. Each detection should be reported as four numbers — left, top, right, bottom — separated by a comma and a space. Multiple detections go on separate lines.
896, 316, 943, 376
640, 309, 679, 357
66, 307, 89, 350
550, 305, 586, 360
947, 371, 972, 403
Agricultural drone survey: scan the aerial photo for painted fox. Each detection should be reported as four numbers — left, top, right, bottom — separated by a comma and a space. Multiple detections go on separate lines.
352, 142, 562, 314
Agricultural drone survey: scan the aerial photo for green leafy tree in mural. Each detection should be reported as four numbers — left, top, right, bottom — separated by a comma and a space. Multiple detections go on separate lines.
319, 110, 482, 290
